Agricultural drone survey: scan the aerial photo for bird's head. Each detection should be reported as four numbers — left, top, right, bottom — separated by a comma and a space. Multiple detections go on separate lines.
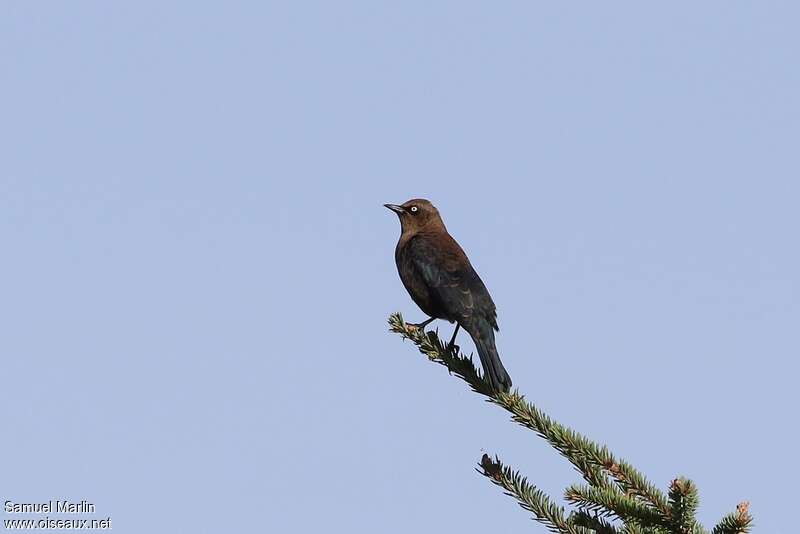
384, 198, 445, 234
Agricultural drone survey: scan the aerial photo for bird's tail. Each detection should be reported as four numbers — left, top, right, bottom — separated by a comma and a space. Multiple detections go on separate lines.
471, 326, 512, 393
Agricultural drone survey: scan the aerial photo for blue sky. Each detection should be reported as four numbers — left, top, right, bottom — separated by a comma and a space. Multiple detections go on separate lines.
1, 2, 798, 533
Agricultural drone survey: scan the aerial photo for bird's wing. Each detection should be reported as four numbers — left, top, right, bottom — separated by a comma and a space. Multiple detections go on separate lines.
407, 233, 498, 330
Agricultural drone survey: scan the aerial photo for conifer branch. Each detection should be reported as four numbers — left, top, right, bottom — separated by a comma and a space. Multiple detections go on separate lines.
478, 454, 591, 534
568, 510, 620, 534
666, 478, 705, 534
389, 312, 664, 505
711, 502, 752, 534
620, 525, 665, 534
388, 312, 753, 534
564, 484, 667, 530
603, 460, 671, 517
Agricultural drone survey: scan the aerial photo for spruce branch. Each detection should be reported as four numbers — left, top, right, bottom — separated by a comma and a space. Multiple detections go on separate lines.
564, 484, 667, 530
711, 502, 752, 534
621, 525, 666, 534
389, 312, 664, 506
666, 477, 705, 534
603, 459, 671, 517
478, 454, 590, 534
388, 312, 752, 534
568, 510, 620, 534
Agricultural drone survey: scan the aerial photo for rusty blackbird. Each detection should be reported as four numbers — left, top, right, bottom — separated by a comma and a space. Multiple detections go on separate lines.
385, 198, 512, 392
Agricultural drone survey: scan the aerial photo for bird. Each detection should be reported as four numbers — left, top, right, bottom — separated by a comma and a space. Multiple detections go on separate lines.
385, 198, 512, 392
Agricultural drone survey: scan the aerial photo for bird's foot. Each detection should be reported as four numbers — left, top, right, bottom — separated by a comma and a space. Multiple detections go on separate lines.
407, 318, 435, 333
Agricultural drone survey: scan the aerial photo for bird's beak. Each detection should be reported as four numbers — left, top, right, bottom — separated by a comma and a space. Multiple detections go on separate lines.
383, 204, 405, 214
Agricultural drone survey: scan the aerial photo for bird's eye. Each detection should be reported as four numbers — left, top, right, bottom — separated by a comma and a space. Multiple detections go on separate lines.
409, 206, 418, 213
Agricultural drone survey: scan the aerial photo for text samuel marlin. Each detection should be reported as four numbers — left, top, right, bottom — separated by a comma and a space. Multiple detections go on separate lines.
4, 501, 96, 514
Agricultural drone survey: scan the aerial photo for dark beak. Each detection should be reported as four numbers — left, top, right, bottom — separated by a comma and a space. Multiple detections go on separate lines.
383, 203, 405, 214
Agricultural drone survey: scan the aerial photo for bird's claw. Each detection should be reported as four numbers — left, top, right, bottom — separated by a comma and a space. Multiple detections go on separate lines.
408, 318, 435, 334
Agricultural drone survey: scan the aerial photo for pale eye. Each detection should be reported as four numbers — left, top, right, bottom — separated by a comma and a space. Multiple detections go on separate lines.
410, 206, 418, 213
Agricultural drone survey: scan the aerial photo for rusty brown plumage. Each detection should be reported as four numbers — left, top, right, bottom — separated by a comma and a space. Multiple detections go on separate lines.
385, 198, 512, 392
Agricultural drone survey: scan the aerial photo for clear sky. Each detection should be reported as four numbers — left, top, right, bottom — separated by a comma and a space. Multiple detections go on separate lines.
1, 2, 798, 533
